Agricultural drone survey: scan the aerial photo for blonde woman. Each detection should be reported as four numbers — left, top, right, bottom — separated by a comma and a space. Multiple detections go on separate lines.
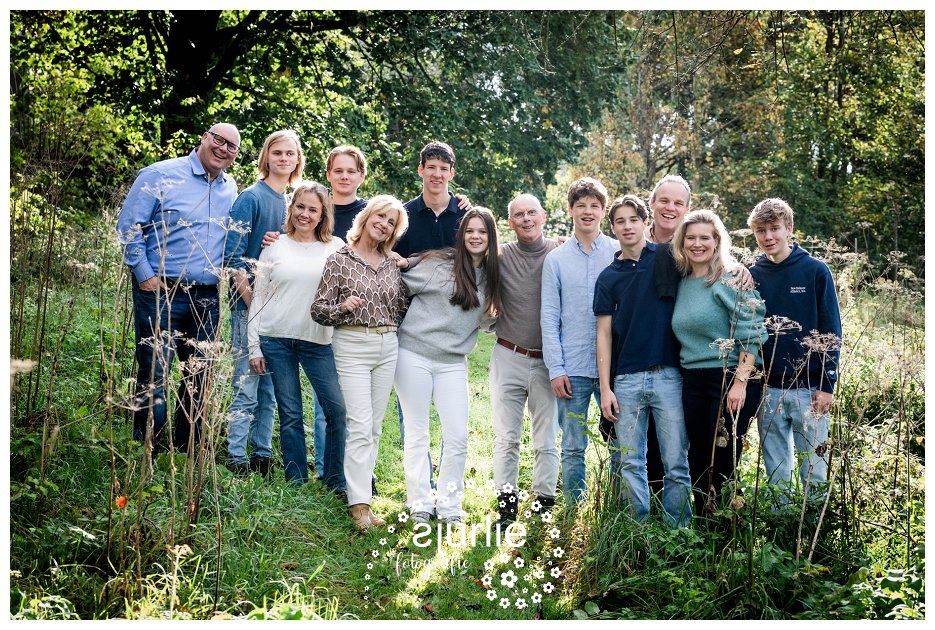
311, 195, 409, 530
670, 210, 767, 516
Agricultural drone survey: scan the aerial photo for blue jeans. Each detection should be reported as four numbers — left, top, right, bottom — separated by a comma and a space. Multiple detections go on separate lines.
131, 280, 220, 453
612, 367, 692, 527
312, 389, 326, 478
227, 309, 276, 464
557, 376, 602, 504
260, 335, 347, 490
758, 386, 830, 502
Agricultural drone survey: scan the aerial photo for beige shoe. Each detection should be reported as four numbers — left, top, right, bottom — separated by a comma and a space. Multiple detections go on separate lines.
367, 506, 386, 527
349, 503, 372, 531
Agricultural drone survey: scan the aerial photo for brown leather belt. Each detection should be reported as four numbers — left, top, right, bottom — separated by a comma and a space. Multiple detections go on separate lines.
496, 337, 543, 359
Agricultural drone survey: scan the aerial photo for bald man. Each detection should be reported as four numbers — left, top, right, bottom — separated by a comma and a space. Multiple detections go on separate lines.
117, 123, 242, 455
490, 194, 562, 524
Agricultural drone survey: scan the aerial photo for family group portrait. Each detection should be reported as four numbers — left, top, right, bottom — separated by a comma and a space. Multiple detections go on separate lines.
6, 9, 925, 621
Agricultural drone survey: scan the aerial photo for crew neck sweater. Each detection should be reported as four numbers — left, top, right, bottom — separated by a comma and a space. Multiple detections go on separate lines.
671, 272, 768, 369
247, 234, 344, 358
332, 197, 367, 241
397, 256, 494, 363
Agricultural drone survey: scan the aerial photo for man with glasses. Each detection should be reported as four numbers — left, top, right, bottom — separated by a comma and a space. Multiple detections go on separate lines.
117, 123, 241, 457
490, 194, 561, 524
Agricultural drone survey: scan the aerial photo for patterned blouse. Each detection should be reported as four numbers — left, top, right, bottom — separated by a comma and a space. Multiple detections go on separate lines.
310, 245, 408, 328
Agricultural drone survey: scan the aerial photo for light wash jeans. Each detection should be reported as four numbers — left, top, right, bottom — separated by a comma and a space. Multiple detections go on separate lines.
556, 375, 602, 505
490, 343, 559, 499
311, 390, 326, 477
758, 385, 830, 502
612, 367, 692, 527
395, 347, 469, 520
227, 308, 276, 465
259, 336, 347, 490
332, 328, 398, 506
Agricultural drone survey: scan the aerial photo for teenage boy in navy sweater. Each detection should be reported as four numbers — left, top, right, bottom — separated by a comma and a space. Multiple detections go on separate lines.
748, 198, 842, 502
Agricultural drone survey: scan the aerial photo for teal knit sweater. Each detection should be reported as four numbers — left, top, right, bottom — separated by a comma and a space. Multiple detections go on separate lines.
671, 272, 767, 369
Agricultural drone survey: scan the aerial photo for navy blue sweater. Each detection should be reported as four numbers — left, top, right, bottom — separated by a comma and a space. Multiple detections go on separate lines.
749, 243, 842, 393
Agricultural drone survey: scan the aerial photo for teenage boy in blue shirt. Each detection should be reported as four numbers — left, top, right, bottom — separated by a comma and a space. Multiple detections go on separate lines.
594, 195, 692, 526
748, 198, 842, 502
541, 177, 619, 505
223, 130, 304, 478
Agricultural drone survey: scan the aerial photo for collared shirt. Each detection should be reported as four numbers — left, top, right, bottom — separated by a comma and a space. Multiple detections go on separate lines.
394, 192, 465, 258
592, 243, 681, 376
540, 233, 619, 380
116, 149, 238, 285
310, 246, 408, 328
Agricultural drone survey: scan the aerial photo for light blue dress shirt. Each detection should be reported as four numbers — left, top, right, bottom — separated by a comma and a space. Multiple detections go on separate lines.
116, 149, 238, 285
540, 233, 619, 380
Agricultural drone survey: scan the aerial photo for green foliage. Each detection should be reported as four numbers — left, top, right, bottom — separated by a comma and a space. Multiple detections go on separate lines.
569, 10, 924, 271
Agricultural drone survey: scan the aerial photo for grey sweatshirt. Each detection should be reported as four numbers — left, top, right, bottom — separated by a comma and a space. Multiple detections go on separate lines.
398, 256, 494, 363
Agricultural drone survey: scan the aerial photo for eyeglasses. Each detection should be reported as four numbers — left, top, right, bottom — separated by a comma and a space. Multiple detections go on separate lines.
205, 131, 240, 154
510, 210, 541, 220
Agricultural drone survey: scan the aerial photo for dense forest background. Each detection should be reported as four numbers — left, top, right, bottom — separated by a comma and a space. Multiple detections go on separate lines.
9, 10, 925, 269
7, 9, 926, 620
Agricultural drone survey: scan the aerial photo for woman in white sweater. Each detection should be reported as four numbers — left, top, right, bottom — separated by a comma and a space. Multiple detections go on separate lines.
247, 181, 346, 490
395, 207, 502, 524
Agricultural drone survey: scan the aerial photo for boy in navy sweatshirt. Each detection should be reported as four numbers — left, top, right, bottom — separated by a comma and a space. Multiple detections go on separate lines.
748, 198, 842, 502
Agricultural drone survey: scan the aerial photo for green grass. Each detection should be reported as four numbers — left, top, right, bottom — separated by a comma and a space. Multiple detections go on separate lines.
9, 252, 926, 620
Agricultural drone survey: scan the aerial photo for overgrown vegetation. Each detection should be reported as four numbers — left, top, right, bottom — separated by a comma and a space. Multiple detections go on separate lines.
8, 179, 924, 618
7, 8, 924, 620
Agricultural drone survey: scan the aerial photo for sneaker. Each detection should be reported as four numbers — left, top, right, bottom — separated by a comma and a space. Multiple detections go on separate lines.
410, 511, 433, 523
534, 495, 556, 513
438, 515, 463, 524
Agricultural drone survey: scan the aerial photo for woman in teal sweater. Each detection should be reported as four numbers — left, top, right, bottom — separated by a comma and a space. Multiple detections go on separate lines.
671, 210, 767, 517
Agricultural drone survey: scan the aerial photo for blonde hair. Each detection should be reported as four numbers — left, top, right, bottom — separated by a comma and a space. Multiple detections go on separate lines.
672, 209, 733, 287
346, 195, 409, 255
284, 181, 334, 242
257, 129, 304, 185
325, 144, 368, 175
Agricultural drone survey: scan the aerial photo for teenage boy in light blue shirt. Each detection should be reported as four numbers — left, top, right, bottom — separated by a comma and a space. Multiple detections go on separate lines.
541, 177, 619, 505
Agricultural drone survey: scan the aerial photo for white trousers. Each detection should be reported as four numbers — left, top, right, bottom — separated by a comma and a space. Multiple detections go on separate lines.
489, 343, 559, 498
332, 328, 398, 506
394, 347, 469, 519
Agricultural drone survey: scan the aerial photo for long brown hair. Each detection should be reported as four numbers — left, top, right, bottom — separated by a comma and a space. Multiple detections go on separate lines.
418, 207, 502, 316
